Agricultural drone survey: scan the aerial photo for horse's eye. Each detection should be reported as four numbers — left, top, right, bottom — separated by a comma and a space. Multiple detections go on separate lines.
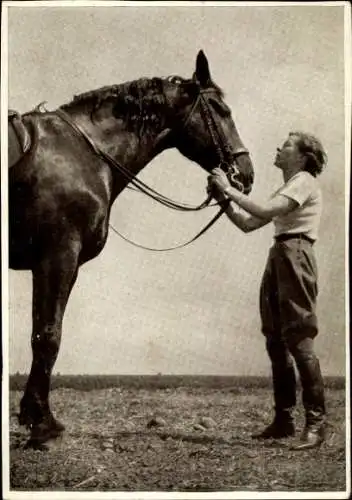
167, 76, 182, 85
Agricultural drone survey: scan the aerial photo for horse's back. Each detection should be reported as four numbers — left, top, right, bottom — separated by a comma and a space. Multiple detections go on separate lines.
9, 111, 113, 269
10, 111, 110, 201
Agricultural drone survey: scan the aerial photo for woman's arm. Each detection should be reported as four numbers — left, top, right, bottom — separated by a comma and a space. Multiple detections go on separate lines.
211, 185, 271, 233
210, 169, 298, 219
224, 186, 297, 219
220, 200, 271, 232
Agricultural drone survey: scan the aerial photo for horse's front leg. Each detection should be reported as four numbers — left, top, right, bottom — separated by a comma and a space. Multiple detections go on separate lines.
19, 241, 80, 445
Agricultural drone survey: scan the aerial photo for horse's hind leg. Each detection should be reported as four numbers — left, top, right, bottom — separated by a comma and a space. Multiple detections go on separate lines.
19, 240, 80, 446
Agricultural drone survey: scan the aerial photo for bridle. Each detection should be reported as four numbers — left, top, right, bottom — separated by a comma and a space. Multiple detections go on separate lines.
182, 85, 250, 193
55, 81, 251, 251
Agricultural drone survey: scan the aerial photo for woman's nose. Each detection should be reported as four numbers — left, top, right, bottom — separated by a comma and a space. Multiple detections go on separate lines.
276, 147, 281, 153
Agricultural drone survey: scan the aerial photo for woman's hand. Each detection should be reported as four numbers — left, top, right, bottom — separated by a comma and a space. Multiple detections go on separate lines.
207, 180, 227, 202
208, 168, 231, 193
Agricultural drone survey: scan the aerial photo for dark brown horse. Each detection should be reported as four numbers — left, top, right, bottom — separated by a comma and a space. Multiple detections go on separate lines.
9, 51, 254, 447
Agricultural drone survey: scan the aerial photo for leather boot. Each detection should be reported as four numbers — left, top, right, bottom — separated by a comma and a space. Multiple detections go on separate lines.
252, 338, 297, 440
290, 340, 326, 450
252, 410, 295, 439
290, 423, 325, 450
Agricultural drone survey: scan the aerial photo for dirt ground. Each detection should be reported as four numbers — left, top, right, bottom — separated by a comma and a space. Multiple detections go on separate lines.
7, 386, 347, 494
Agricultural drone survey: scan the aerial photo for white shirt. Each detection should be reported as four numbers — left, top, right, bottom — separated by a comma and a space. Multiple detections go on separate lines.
272, 171, 322, 241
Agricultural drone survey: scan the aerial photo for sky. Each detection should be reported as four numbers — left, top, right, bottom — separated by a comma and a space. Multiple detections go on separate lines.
3, 2, 349, 376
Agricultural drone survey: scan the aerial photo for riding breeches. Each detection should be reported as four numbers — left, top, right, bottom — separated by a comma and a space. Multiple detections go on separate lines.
259, 238, 318, 343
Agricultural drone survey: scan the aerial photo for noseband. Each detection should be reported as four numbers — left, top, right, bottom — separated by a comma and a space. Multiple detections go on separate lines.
183, 87, 249, 192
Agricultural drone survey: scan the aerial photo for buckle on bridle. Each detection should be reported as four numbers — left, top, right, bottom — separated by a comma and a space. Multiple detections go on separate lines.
219, 162, 245, 193
230, 177, 245, 193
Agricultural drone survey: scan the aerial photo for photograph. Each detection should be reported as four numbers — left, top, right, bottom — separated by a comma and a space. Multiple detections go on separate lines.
1, 1, 350, 498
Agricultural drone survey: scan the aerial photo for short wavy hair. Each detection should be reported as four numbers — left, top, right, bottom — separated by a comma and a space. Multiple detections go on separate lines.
290, 131, 327, 177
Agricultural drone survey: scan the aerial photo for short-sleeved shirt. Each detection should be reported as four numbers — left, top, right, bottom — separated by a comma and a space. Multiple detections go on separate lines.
272, 171, 322, 241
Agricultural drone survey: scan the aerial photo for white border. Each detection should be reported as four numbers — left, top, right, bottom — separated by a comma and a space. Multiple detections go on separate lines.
2, 493, 351, 500
1, 2, 10, 498
343, 2, 352, 498
1, 0, 351, 7
2, 2, 351, 500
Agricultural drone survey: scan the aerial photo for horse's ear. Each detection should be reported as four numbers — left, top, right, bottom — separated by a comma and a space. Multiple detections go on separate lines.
195, 50, 211, 87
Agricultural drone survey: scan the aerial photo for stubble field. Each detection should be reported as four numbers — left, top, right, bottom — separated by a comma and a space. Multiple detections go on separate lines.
8, 377, 347, 495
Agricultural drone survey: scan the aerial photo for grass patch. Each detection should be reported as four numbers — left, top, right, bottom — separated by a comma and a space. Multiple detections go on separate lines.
9, 373, 345, 391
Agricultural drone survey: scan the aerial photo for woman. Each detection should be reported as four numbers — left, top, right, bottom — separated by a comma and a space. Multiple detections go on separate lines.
208, 131, 327, 450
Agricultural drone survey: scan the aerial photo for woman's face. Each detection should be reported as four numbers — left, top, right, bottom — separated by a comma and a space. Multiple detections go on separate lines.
274, 135, 304, 171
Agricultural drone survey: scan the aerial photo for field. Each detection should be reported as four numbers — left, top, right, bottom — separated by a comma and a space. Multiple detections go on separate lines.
7, 376, 347, 495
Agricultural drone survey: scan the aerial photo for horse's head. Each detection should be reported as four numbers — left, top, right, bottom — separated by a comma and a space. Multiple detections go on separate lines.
163, 51, 254, 194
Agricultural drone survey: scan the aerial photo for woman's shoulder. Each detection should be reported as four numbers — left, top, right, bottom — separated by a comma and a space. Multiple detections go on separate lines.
300, 170, 323, 184
291, 171, 320, 191
276, 171, 313, 192
297, 171, 322, 201
293, 170, 316, 182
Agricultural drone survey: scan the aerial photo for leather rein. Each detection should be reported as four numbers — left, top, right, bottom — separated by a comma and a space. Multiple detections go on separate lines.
55, 86, 249, 251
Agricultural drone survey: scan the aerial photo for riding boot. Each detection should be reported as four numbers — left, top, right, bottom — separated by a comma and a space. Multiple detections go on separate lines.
289, 339, 326, 450
252, 338, 296, 439
251, 409, 295, 439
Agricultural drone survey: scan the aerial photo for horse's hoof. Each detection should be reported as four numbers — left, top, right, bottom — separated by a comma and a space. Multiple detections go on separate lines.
24, 439, 49, 451
29, 418, 65, 445
18, 407, 65, 431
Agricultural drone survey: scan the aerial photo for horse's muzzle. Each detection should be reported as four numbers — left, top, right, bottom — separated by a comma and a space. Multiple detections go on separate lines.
231, 153, 254, 195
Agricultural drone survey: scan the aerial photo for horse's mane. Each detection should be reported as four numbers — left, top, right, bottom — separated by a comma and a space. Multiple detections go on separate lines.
61, 75, 224, 136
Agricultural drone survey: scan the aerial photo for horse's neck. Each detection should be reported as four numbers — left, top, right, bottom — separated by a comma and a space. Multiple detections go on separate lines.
60, 107, 172, 205
68, 109, 170, 177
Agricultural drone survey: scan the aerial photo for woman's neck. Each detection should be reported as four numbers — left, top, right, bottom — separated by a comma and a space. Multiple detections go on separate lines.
283, 165, 302, 183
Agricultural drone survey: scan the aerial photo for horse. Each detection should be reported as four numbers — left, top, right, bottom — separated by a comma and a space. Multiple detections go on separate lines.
8, 50, 254, 447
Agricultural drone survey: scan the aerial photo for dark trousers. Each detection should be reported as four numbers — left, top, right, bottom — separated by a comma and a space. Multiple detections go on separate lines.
260, 238, 326, 426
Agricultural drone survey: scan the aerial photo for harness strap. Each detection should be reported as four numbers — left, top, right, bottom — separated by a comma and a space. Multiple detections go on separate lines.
109, 201, 229, 252
56, 108, 211, 212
